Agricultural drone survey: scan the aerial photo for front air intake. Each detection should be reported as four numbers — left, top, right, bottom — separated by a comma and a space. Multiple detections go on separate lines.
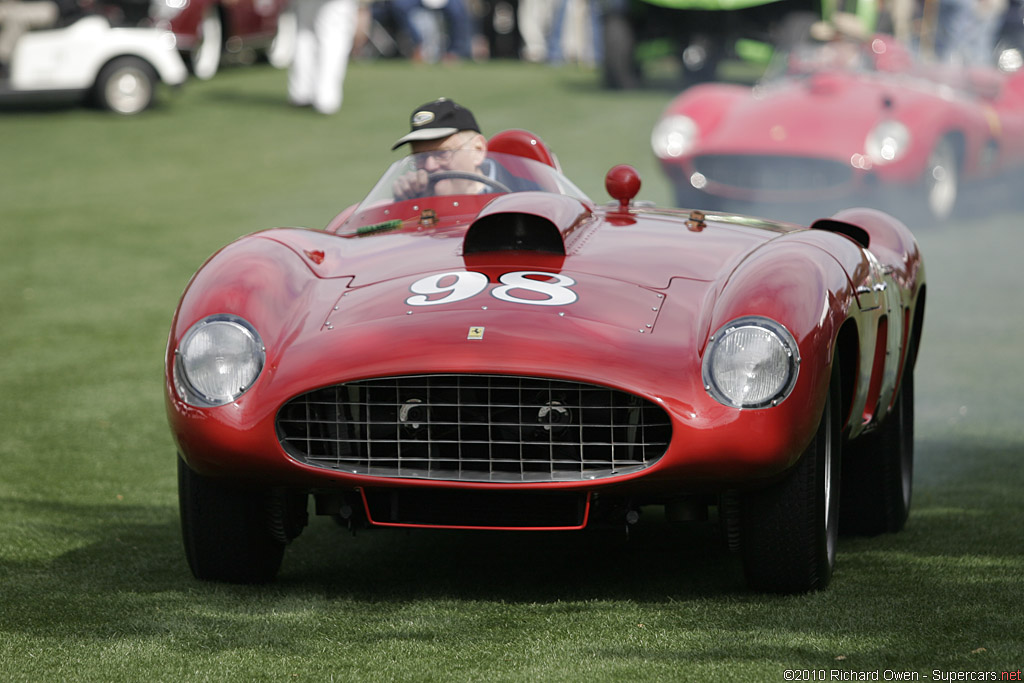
277, 374, 671, 482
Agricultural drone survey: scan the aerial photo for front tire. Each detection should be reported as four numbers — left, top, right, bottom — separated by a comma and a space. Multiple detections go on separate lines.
739, 361, 842, 593
93, 57, 157, 115
178, 456, 306, 583
840, 364, 914, 535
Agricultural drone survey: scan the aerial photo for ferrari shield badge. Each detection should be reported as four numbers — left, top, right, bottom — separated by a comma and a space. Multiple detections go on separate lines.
467, 326, 485, 340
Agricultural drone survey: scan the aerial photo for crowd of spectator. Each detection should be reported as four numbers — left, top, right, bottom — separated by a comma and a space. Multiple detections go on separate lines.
352, 0, 1018, 68
353, 0, 602, 65
2, 0, 1017, 116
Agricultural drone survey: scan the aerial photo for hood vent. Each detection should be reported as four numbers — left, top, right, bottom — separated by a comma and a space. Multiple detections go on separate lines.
810, 218, 870, 247
464, 212, 565, 255
462, 192, 593, 256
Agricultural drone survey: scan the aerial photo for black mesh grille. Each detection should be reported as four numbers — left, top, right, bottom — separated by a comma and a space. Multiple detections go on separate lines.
693, 154, 853, 192
277, 375, 672, 482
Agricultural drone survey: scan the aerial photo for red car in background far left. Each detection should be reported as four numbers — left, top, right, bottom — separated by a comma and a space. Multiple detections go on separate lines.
111, 0, 296, 79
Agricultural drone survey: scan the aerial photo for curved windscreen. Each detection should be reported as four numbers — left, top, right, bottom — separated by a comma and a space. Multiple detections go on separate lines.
765, 39, 876, 80
356, 151, 591, 209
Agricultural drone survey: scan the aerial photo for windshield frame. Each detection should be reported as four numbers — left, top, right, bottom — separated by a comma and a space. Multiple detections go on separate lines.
356, 150, 591, 209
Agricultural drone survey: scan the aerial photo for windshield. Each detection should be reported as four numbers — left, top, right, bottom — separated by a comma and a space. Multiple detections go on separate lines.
357, 150, 591, 209
764, 39, 875, 80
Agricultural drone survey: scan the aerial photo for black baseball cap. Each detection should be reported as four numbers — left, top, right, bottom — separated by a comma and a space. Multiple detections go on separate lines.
391, 98, 481, 150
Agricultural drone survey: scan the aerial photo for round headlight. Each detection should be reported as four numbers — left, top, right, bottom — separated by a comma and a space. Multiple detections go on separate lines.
651, 114, 698, 159
865, 120, 910, 165
174, 315, 265, 407
702, 317, 800, 409
998, 46, 1023, 73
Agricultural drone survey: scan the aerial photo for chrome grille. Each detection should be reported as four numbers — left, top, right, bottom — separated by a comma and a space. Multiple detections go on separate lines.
693, 154, 853, 192
277, 375, 672, 482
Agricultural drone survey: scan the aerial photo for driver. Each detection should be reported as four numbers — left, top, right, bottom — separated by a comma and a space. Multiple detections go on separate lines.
804, 11, 870, 71
390, 98, 529, 199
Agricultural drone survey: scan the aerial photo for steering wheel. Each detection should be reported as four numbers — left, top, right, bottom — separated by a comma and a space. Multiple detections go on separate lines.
426, 170, 511, 194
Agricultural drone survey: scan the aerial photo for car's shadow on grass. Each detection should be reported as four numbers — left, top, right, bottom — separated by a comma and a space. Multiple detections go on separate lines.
2, 436, 1019, 638
283, 510, 746, 601
0, 495, 744, 608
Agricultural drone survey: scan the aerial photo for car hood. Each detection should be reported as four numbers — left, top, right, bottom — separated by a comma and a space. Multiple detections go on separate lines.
245, 193, 794, 388
694, 74, 903, 157
272, 257, 724, 404
267, 193, 780, 291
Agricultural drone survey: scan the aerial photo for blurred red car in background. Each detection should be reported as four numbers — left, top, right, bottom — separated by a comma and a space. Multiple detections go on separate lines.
652, 33, 1024, 225
111, 0, 295, 79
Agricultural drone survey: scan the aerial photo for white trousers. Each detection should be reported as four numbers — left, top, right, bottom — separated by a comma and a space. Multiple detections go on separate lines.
288, 0, 357, 115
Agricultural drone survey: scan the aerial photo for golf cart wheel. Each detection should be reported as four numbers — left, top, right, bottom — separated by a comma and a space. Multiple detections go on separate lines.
94, 56, 158, 115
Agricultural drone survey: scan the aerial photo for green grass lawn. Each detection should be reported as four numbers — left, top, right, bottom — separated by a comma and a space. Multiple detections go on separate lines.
1, 60, 1021, 681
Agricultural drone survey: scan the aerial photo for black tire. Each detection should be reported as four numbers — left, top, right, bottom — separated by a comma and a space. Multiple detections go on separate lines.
840, 365, 914, 535
178, 456, 306, 583
602, 11, 639, 89
93, 57, 158, 116
739, 360, 842, 593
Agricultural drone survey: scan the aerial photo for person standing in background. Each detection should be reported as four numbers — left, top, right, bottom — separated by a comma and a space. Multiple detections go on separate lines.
0, 0, 59, 65
934, 0, 1008, 65
288, 0, 359, 114
379, 0, 475, 62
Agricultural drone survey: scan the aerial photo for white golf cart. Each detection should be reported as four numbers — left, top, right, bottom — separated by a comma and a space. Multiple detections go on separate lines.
0, 13, 187, 114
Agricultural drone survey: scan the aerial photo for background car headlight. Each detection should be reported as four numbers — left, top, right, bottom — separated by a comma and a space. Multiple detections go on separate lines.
702, 317, 800, 409
651, 115, 698, 159
174, 315, 265, 407
865, 120, 911, 165
998, 46, 1023, 72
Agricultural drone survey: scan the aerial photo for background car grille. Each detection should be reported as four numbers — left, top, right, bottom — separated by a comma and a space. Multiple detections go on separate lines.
277, 375, 672, 482
693, 154, 853, 193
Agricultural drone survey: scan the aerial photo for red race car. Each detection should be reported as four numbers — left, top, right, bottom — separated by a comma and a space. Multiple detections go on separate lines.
166, 130, 925, 593
652, 34, 1024, 224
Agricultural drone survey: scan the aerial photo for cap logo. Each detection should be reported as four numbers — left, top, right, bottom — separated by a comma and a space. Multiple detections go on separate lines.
412, 111, 435, 127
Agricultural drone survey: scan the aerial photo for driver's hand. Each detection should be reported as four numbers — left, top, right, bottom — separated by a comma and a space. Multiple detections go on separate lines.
393, 169, 429, 201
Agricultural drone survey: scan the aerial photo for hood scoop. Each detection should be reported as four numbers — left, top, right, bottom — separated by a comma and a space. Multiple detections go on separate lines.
463, 191, 592, 256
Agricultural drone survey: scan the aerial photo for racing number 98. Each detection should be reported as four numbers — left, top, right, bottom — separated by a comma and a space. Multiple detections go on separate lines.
406, 271, 578, 307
